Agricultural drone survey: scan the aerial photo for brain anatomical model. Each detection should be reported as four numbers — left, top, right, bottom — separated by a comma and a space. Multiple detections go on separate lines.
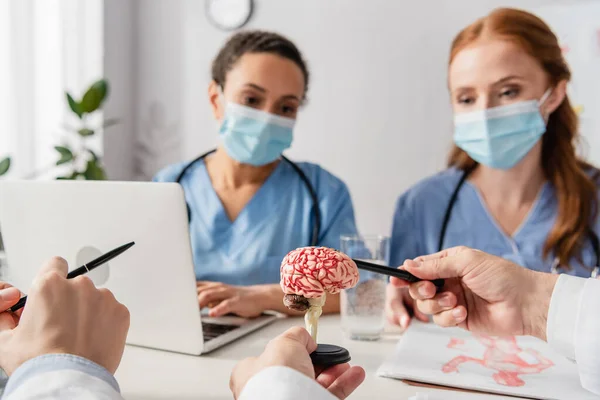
280, 247, 359, 341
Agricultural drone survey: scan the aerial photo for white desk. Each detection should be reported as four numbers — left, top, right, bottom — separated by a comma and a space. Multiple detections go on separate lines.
116, 316, 514, 399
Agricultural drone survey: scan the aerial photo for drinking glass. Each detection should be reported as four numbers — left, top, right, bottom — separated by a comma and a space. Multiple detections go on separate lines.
340, 234, 389, 341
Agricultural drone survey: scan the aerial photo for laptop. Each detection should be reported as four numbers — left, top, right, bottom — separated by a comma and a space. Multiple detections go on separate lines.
0, 180, 278, 355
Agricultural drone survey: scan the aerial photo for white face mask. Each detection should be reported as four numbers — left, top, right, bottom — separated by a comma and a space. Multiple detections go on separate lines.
453, 89, 552, 170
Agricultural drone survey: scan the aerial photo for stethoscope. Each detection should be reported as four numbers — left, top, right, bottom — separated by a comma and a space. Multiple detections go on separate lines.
438, 166, 600, 278
175, 149, 321, 247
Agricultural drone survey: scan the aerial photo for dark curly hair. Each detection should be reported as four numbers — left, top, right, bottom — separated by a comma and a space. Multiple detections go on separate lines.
211, 30, 309, 99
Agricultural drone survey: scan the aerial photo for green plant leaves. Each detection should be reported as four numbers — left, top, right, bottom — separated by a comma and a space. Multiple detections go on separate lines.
78, 128, 95, 137
0, 157, 11, 176
66, 93, 83, 119
65, 79, 109, 118
55, 146, 74, 165
80, 80, 109, 114
56, 171, 81, 180
58, 79, 112, 181
84, 159, 107, 180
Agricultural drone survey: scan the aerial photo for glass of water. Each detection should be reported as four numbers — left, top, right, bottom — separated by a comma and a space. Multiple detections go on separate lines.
340, 234, 389, 341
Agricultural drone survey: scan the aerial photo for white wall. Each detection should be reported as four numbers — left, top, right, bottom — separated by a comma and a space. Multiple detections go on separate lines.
104, 0, 136, 181
105, 0, 579, 236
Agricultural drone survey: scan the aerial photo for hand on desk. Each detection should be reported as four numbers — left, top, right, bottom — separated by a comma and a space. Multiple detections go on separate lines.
230, 327, 365, 399
197, 281, 267, 318
198, 281, 342, 318
393, 246, 557, 340
385, 283, 429, 329
0, 257, 131, 375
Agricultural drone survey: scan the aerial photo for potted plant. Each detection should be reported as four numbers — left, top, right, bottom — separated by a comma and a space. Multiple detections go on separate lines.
57, 79, 117, 180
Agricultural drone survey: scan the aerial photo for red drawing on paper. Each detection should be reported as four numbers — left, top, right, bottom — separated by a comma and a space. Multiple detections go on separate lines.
442, 335, 554, 387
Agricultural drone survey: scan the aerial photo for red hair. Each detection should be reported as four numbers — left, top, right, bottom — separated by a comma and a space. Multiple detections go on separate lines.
448, 8, 599, 268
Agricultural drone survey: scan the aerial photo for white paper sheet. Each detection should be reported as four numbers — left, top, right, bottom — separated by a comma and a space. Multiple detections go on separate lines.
377, 322, 599, 400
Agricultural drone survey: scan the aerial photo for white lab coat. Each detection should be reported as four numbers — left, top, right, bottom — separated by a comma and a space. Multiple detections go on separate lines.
2, 364, 336, 400
547, 275, 600, 395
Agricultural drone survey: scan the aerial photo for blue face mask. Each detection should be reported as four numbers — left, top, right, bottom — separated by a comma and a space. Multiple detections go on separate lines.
453, 89, 551, 170
219, 102, 295, 166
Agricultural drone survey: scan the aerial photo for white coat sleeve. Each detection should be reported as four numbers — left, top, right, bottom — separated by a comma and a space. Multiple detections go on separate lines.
547, 274, 600, 395
2, 354, 123, 400
239, 366, 336, 400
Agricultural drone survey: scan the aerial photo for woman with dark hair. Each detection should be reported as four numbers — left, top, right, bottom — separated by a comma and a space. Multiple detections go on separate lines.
154, 31, 357, 318
386, 8, 600, 329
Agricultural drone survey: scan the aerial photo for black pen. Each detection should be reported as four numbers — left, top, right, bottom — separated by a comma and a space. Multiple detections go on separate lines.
7, 241, 135, 313
353, 258, 445, 289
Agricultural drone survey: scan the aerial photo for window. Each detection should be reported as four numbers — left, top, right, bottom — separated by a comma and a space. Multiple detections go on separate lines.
0, 0, 103, 179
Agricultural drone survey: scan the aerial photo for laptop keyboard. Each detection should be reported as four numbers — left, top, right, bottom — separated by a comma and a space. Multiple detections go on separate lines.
202, 322, 240, 342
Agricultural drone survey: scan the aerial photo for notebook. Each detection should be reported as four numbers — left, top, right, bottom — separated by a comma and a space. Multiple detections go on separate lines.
377, 322, 598, 400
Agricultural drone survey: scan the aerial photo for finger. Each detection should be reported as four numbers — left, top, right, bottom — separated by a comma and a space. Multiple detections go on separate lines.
386, 292, 411, 329
279, 326, 318, 354
413, 305, 430, 322
389, 276, 409, 288
389, 262, 413, 288
209, 299, 235, 317
196, 281, 221, 289
407, 281, 437, 301
197, 283, 225, 293
208, 299, 235, 317
33, 256, 68, 285
325, 366, 366, 399
198, 288, 230, 307
404, 249, 470, 281
432, 306, 467, 328
0, 287, 21, 311
403, 289, 432, 322
316, 363, 350, 388
415, 292, 457, 315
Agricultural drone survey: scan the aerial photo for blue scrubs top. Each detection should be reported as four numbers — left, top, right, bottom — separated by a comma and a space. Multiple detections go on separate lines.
390, 168, 600, 277
153, 159, 358, 285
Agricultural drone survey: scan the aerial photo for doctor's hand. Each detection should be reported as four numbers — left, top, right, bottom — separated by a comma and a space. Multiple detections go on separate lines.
197, 281, 272, 318
230, 327, 365, 399
0, 282, 23, 331
394, 246, 557, 340
0, 257, 130, 375
385, 283, 429, 329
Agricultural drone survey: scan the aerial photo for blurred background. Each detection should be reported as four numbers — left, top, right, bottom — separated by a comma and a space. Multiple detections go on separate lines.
0, 0, 598, 236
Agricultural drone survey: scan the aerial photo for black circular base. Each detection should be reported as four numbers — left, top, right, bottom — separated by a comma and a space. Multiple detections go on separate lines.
310, 344, 351, 366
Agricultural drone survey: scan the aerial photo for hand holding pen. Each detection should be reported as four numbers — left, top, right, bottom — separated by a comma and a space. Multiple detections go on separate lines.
0, 255, 131, 375
7, 242, 135, 313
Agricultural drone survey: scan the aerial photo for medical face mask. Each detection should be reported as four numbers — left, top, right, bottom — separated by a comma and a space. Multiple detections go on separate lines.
218, 102, 295, 166
453, 89, 552, 170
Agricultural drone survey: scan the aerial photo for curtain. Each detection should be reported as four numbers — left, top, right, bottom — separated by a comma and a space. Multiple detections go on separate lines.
0, 0, 103, 179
